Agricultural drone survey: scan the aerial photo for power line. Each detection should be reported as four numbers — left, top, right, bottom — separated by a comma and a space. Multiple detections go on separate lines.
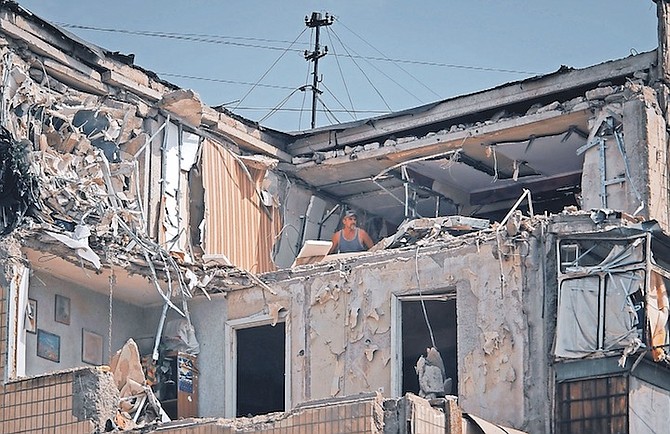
231, 107, 389, 114
57, 23, 309, 52
326, 28, 393, 112
335, 17, 441, 99
157, 72, 296, 90
328, 27, 424, 105
320, 81, 357, 121
232, 28, 308, 111
58, 22, 541, 75
325, 27, 356, 120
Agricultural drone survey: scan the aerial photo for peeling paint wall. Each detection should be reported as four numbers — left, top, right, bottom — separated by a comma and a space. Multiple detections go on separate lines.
190, 223, 547, 432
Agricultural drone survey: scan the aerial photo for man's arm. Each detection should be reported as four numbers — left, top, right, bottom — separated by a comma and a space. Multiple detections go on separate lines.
328, 231, 340, 254
360, 229, 374, 250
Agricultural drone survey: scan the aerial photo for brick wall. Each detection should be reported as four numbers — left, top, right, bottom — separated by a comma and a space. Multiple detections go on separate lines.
151, 395, 385, 434
0, 370, 95, 434
117, 393, 458, 434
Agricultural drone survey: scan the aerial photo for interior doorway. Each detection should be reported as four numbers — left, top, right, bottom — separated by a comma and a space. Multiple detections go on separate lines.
234, 322, 286, 417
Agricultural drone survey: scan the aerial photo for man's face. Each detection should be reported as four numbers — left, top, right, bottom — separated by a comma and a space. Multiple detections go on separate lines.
343, 215, 357, 229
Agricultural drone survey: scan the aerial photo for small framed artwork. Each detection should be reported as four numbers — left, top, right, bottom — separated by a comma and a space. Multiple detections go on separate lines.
25, 298, 37, 334
54, 294, 70, 325
82, 329, 103, 365
36, 329, 60, 363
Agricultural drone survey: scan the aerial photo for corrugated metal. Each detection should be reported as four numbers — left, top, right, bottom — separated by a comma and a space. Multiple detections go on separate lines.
201, 139, 280, 273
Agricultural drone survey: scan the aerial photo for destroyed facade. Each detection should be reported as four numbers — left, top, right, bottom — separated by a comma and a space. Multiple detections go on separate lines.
1, 0, 670, 433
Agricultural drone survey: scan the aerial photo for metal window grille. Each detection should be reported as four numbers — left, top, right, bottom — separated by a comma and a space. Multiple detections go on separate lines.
556, 376, 628, 434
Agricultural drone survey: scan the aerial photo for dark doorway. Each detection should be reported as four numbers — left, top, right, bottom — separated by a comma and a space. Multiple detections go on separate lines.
401, 298, 457, 396
236, 323, 285, 417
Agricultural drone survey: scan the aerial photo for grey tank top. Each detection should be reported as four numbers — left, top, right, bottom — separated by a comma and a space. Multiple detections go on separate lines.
338, 228, 365, 253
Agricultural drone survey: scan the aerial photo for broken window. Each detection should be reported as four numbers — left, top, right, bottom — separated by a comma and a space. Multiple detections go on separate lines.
558, 238, 644, 274
399, 297, 457, 397
555, 376, 628, 434
236, 323, 286, 417
555, 237, 646, 358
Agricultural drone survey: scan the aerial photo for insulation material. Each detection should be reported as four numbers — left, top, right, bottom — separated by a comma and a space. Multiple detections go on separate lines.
160, 123, 199, 262
201, 138, 281, 273
648, 271, 669, 361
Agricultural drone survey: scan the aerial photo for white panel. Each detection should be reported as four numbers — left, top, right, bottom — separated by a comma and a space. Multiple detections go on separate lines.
629, 377, 670, 434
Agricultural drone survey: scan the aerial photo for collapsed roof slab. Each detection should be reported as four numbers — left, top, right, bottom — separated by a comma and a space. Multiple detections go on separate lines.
287, 51, 655, 155
286, 108, 591, 222
287, 109, 590, 188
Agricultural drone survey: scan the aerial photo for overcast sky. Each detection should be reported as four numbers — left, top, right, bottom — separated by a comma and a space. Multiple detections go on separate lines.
17, 1, 659, 132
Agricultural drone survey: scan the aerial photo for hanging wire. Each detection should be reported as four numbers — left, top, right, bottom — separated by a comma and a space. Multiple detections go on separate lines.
322, 29, 392, 112
320, 81, 357, 121
57, 23, 310, 51
232, 106, 388, 114
258, 86, 305, 123
232, 28, 308, 111
316, 94, 341, 124
335, 18, 441, 100
157, 72, 296, 90
414, 246, 437, 348
324, 28, 356, 118
328, 27, 424, 104
59, 22, 541, 75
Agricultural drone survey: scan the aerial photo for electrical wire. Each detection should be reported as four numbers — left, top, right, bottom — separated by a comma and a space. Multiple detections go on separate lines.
58, 22, 541, 75
57, 23, 310, 52
298, 32, 314, 131
324, 29, 392, 112
157, 72, 296, 90
232, 107, 388, 114
316, 94, 341, 124
335, 17, 441, 99
232, 28, 308, 111
328, 27, 417, 107
258, 87, 305, 123
325, 28, 356, 119
320, 81, 357, 121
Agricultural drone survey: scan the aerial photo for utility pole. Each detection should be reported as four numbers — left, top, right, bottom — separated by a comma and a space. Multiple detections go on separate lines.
304, 12, 334, 129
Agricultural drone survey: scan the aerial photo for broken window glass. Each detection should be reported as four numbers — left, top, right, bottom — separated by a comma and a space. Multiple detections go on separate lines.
558, 238, 645, 274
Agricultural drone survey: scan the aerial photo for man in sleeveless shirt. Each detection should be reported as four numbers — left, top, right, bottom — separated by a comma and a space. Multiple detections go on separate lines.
328, 210, 374, 254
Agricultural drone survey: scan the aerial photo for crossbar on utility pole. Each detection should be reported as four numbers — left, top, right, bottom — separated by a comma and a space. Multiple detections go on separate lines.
304, 12, 333, 129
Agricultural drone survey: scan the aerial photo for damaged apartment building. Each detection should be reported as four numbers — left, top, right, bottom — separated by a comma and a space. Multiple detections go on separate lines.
1, 0, 670, 433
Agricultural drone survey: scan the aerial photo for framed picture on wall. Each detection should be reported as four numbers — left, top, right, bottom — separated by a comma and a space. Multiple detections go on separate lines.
36, 329, 60, 363
82, 329, 103, 365
54, 294, 70, 325
25, 298, 37, 334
